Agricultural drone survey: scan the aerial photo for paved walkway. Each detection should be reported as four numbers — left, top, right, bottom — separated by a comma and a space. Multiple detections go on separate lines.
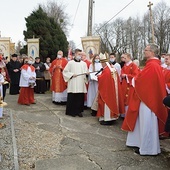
0, 92, 170, 170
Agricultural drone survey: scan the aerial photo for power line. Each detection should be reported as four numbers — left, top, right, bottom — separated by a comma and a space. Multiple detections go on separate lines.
94, 0, 135, 33
71, 0, 81, 28
76, 0, 135, 48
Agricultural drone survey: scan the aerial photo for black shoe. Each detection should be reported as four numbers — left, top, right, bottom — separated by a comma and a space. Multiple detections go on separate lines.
159, 135, 170, 140
78, 113, 83, 117
84, 106, 88, 110
66, 113, 76, 117
127, 146, 139, 149
91, 110, 97, 117
134, 148, 140, 155
70, 114, 76, 117
61, 101, 67, 105
24, 104, 30, 106
100, 121, 113, 125
53, 101, 61, 105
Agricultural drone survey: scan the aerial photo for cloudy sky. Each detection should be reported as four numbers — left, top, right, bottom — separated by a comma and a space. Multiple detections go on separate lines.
0, 0, 169, 48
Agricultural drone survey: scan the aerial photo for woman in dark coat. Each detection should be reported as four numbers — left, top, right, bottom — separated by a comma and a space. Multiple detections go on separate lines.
32, 57, 46, 94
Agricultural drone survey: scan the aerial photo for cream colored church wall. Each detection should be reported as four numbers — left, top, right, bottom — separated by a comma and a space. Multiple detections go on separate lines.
0, 37, 11, 58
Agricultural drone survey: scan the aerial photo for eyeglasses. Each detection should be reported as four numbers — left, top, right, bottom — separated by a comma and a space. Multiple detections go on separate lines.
144, 49, 151, 52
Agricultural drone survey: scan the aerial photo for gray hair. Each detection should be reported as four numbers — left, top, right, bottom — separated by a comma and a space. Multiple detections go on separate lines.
147, 43, 160, 56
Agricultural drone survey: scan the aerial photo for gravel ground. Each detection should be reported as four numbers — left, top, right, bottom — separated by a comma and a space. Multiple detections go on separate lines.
0, 108, 14, 170
14, 114, 64, 170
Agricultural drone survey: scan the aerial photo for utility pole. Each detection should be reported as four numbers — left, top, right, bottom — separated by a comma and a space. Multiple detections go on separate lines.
87, 0, 94, 36
147, 1, 155, 43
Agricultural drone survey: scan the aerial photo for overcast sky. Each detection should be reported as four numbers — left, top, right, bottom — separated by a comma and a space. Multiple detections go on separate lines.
0, 0, 169, 48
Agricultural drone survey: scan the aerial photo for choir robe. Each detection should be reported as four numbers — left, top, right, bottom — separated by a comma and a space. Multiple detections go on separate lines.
97, 64, 124, 121
18, 64, 36, 105
122, 58, 168, 155
87, 62, 102, 107
49, 58, 68, 102
121, 61, 139, 114
63, 59, 88, 116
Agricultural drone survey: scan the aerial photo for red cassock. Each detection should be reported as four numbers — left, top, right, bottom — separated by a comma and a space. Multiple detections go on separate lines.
97, 66, 124, 119
49, 58, 68, 92
121, 62, 139, 105
18, 65, 36, 105
122, 59, 168, 135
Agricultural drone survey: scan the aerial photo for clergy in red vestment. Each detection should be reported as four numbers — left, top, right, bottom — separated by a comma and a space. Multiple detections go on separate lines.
162, 54, 170, 134
163, 54, 170, 94
97, 53, 124, 125
81, 52, 91, 69
49, 50, 68, 105
18, 57, 36, 105
122, 44, 168, 156
120, 53, 139, 117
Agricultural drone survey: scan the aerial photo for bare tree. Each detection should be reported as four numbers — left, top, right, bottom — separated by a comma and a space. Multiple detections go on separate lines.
153, 1, 170, 53
40, 0, 70, 35
93, 1, 170, 62
15, 41, 23, 55
68, 40, 76, 51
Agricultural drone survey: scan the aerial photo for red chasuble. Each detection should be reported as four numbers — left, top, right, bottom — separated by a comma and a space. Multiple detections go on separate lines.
97, 66, 119, 119
49, 58, 68, 92
122, 59, 168, 135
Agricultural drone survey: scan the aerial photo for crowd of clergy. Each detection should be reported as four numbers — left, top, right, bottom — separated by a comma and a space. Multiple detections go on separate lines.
0, 43, 170, 156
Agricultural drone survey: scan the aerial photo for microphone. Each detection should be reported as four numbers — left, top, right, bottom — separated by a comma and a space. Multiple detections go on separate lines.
95, 68, 104, 76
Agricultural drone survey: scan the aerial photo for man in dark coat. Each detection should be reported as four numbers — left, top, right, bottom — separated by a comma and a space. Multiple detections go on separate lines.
7, 54, 22, 95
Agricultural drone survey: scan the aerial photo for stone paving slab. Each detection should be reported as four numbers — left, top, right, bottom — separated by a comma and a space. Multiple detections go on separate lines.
35, 155, 101, 170
2, 92, 170, 170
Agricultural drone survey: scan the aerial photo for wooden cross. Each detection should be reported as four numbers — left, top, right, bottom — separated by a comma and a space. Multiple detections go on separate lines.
147, 1, 155, 43
147, 1, 153, 10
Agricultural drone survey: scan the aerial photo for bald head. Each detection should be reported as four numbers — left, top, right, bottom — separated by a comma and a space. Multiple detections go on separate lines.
80, 52, 87, 61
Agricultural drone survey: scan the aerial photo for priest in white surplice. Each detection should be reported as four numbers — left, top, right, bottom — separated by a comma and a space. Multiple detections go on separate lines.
87, 54, 102, 116
122, 43, 168, 156
63, 49, 88, 117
